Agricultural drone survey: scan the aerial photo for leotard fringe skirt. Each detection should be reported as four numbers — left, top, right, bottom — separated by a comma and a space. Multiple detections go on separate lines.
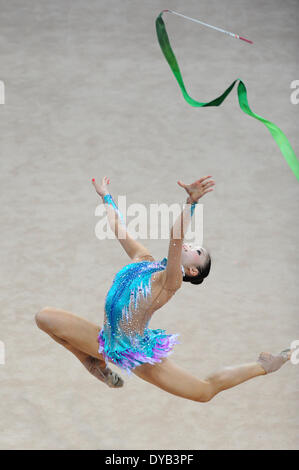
98, 327, 180, 375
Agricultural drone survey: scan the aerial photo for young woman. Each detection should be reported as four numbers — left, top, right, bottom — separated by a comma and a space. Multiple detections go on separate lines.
35, 176, 290, 402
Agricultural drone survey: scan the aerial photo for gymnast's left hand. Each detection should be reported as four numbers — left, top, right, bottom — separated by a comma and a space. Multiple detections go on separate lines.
92, 176, 110, 198
177, 176, 215, 203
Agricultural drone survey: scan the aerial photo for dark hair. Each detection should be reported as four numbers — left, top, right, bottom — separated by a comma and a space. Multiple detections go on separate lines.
182, 252, 211, 285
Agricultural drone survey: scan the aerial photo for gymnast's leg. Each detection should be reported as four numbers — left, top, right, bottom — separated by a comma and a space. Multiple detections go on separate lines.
133, 353, 290, 403
35, 306, 123, 388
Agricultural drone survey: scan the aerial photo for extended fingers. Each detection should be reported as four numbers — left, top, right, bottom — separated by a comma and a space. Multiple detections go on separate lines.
202, 180, 215, 189
203, 187, 214, 195
177, 180, 188, 189
91, 176, 110, 184
91, 177, 111, 194
198, 175, 212, 184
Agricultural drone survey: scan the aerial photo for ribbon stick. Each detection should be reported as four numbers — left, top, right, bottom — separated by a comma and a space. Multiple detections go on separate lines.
162, 9, 253, 44
156, 10, 299, 182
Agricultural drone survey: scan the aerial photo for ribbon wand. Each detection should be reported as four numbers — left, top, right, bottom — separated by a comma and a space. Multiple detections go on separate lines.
162, 9, 253, 44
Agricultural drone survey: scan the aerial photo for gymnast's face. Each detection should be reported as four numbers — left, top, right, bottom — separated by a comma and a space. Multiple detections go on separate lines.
181, 243, 208, 271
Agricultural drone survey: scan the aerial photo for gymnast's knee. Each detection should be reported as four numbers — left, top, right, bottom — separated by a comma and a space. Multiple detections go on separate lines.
195, 383, 215, 403
195, 394, 213, 403
35, 306, 56, 333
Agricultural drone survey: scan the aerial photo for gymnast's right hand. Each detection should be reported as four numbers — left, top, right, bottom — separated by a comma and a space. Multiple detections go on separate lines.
92, 176, 110, 198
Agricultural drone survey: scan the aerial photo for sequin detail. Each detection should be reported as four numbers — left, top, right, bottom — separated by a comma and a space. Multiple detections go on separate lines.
103, 193, 125, 225
98, 257, 182, 375
190, 201, 198, 217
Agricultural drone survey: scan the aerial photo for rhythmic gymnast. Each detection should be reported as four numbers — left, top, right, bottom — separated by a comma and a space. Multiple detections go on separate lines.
35, 176, 291, 402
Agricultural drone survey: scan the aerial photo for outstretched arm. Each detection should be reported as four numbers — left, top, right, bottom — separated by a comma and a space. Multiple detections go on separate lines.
92, 176, 151, 261
164, 176, 215, 290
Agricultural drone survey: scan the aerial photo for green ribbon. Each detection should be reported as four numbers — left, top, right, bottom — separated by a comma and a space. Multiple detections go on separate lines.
156, 12, 299, 182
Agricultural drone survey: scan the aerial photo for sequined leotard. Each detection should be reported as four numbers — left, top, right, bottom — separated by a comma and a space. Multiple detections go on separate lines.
98, 257, 181, 375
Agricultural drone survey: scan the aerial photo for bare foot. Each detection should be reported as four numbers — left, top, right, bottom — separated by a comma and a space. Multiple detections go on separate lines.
257, 349, 291, 374
83, 356, 124, 388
